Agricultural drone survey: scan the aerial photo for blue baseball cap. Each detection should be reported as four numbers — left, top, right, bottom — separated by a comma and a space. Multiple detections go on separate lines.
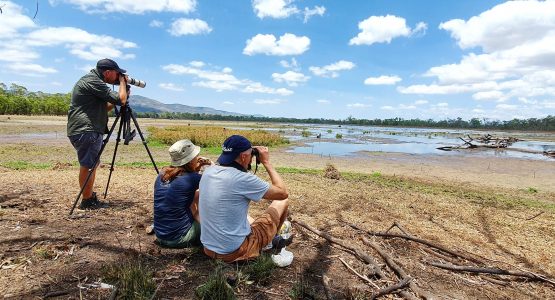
217, 135, 252, 165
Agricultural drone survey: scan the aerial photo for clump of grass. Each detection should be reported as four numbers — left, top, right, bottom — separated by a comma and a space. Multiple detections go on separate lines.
101, 258, 156, 300
289, 274, 315, 299
371, 171, 381, 178
527, 187, 538, 193
324, 164, 341, 180
327, 129, 332, 133
148, 126, 288, 147
301, 130, 311, 137
241, 253, 275, 284
335, 133, 343, 139
33, 245, 55, 259
196, 264, 236, 300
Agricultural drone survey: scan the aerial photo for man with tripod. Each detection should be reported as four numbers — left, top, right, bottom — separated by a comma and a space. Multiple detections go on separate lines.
67, 58, 128, 209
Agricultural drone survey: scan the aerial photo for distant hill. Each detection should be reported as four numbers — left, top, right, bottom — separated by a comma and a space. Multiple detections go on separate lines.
129, 95, 245, 116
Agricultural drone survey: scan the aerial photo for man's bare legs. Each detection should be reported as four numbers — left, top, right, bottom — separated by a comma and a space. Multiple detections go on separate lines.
79, 166, 96, 199
269, 198, 289, 230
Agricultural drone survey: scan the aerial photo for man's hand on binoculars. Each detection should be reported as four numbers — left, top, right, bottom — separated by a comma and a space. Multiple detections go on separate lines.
254, 146, 270, 165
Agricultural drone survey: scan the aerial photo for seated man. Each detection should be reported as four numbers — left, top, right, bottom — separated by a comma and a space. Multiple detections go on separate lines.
199, 135, 289, 262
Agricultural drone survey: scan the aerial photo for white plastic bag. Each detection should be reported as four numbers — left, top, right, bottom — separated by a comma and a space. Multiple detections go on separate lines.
271, 247, 294, 267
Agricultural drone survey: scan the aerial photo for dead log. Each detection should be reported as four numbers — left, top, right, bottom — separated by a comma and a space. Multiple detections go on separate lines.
362, 237, 434, 300
370, 278, 411, 300
348, 223, 484, 264
428, 262, 555, 287
293, 220, 384, 278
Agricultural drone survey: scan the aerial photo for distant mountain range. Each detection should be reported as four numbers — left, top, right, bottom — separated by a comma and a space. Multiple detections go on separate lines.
129, 95, 246, 116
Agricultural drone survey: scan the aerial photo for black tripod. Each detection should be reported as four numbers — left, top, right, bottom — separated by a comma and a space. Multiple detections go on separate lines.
69, 100, 159, 215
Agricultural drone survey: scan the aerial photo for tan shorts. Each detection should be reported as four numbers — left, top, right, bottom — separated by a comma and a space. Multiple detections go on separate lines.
204, 207, 280, 263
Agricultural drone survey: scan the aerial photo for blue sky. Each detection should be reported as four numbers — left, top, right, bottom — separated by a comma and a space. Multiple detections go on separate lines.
1, 0, 555, 120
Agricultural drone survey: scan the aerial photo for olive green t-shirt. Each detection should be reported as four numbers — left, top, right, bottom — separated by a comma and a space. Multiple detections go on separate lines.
67, 69, 122, 137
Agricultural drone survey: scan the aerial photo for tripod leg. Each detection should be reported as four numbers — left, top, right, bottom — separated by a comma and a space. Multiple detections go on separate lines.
103, 111, 125, 199
69, 115, 121, 216
129, 108, 159, 174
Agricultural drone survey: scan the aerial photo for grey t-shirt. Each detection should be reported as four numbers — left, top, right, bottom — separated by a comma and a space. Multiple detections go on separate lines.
67, 69, 122, 136
199, 165, 270, 254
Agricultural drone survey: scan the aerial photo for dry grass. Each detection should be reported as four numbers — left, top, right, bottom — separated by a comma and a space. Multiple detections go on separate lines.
147, 125, 288, 147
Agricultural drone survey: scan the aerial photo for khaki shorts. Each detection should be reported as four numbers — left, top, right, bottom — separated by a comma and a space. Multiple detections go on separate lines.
204, 207, 280, 263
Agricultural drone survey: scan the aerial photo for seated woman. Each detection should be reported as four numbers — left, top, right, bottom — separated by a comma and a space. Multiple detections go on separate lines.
153, 139, 211, 248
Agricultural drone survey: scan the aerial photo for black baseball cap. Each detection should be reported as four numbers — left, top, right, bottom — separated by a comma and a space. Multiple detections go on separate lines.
96, 58, 126, 74
217, 135, 252, 165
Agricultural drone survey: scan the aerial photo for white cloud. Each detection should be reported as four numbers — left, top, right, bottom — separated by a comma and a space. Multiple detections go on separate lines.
380, 106, 394, 110
403, 1, 555, 111
280, 58, 299, 69
349, 15, 426, 46
8, 63, 57, 76
437, 102, 449, 108
0, 46, 39, 62
253, 99, 285, 104
190, 61, 205, 68
158, 83, 184, 91
472, 90, 504, 101
398, 104, 416, 110
244, 83, 293, 96
496, 104, 518, 110
541, 101, 555, 109
149, 20, 163, 28
364, 75, 401, 85
309, 60, 355, 78
169, 18, 212, 36
317, 99, 330, 104
472, 108, 485, 113
51, 0, 197, 14
243, 33, 310, 56
24, 27, 137, 60
0, 2, 36, 38
252, 0, 325, 22
272, 71, 310, 86
253, 0, 299, 19
414, 100, 428, 105
347, 103, 371, 108
303, 6, 325, 23
222, 101, 234, 105
163, 62, 293, 96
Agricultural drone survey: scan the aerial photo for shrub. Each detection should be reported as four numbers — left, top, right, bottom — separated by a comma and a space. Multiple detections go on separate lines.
101, 258, 156, 300
335, 133, 343, 139
196, 265, 236, 300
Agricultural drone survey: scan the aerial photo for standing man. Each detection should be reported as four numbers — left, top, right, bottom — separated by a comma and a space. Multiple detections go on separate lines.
199, 135, 289, 262
67, 58, 128, 209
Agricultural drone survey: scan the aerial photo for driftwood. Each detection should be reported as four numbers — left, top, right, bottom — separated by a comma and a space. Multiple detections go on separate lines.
370, 278, 411, 300
436, 134, 541, 155
348, 222, 483, 264
293, 220, 384, 278
428, 262, 555, 287
362, 237, 433, 300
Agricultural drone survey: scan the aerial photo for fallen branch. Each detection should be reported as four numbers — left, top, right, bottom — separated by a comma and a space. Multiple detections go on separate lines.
293, 220, 384, 278
348, 222, 483, 264
362, 237, 434, 300
370, 278, 411, 300
338, 257, 380, 289
428, 262, 555, 287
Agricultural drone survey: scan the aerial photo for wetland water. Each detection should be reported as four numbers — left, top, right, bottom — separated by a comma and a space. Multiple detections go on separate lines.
268, 124, 555, 161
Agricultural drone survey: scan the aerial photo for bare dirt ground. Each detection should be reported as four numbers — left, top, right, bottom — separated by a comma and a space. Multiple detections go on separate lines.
1, 115, 554, 299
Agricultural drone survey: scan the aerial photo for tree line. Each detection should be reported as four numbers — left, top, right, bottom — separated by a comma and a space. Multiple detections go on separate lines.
136, 112, 555, 131
0, 83, 70, 115
1, 82, 554, 131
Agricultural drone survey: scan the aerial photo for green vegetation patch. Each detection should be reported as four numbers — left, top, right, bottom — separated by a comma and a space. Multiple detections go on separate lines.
101, 258, 156, 300
0, 161, 51, 170
147, 126, 289, 147
240, 253, 275, 284
196, 264, 236, 300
